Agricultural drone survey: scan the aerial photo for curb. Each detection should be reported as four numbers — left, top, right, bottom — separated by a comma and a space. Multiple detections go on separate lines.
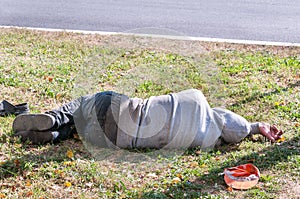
1, 25, 300, 47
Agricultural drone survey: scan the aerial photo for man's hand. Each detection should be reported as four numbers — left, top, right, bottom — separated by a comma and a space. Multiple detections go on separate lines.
259, 123, 284, 142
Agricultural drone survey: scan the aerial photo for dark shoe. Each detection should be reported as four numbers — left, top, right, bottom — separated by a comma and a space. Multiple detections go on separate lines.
0, 100, 29, 117
54, 125, 77, 142
12, 113, 55, 132
15, 130, 59, 144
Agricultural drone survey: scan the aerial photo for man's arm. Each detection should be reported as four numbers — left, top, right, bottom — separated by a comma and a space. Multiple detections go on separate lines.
213, 108, 284, 143
252, 122, 284, 142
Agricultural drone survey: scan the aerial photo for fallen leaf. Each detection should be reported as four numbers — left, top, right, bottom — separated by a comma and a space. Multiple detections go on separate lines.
25, 171, 35, 177
56, 93, 62, 99
256, 184, 262, 189
85, 182, 93, 188
25, 180, 31, 187
274, 101, 285, 107
153, 184, 159, 188
44, 76, 54, 82
264, 182, 272, 187
63, 161, 75, 166
200, 164, 207, 168
195, 150, 201, 155
66, 149, 74, 159
146, 173, 158, 178
14, 159, 20, 168
25, 191, 33, 197
176, 173, 183, 179
227, 186, 233, 192
189, 161, 198, 168
204, 171, 210, 175
60, 172, 65, 178
50, 185, 61, 190
14, 143, 22, 148
276, 136, 285, 143
171, 177, 181, 184
64, 181, 72, 187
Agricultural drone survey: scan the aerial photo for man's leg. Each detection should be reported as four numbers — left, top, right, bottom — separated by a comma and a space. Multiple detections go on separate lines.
46, 98, 81, 129
13, 91, 121, 145
13, 98, 81, 132
13, 98, 82, 144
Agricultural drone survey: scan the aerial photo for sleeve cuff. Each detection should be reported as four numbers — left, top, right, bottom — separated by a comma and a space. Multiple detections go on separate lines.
250, 122, 261, 135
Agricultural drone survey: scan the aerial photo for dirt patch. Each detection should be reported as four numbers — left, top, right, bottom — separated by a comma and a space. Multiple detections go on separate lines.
278, 179, 300, 199
2, 28, 299, 57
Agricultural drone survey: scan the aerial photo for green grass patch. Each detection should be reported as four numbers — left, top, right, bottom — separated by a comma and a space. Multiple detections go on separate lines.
0, 28, 299, 198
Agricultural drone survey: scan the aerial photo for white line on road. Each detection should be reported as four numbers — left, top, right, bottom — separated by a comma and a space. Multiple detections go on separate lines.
1, 25, 300, 47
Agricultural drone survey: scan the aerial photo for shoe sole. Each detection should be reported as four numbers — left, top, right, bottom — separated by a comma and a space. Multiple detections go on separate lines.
15, 130, 55, 144
13, 114, 55, 132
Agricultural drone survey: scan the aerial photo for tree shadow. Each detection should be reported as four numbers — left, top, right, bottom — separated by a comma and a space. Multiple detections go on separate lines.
1, 133, 299, 198
0, 139, 89, 179
230, 80, 299, 108
134, 135, 299, 198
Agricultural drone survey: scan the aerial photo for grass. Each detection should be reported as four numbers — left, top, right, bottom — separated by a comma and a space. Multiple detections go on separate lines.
0, 28, 299, 198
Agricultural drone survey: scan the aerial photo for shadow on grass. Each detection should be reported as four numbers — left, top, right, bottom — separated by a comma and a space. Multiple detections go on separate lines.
1, 133, 299, 198
231, 80, 300, 108
0, 139, 89, 179
134, 134, 299, 199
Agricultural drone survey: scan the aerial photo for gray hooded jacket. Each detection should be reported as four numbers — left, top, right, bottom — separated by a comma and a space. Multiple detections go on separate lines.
75, 89, 260, 149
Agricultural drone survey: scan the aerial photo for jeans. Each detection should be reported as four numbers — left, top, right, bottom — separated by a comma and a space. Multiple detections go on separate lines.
46, 91, 116, 143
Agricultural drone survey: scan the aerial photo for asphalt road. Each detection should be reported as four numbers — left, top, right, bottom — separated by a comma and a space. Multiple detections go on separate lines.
1, 0, 299, 43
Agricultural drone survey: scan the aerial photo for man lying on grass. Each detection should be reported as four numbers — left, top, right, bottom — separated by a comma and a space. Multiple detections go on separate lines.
13, 89, 283, 149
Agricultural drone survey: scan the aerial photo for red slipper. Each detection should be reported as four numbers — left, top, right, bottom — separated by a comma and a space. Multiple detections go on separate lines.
224, 163, 260, 190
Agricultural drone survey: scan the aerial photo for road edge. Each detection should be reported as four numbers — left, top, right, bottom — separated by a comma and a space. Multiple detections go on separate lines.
1, 25, 300, 47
